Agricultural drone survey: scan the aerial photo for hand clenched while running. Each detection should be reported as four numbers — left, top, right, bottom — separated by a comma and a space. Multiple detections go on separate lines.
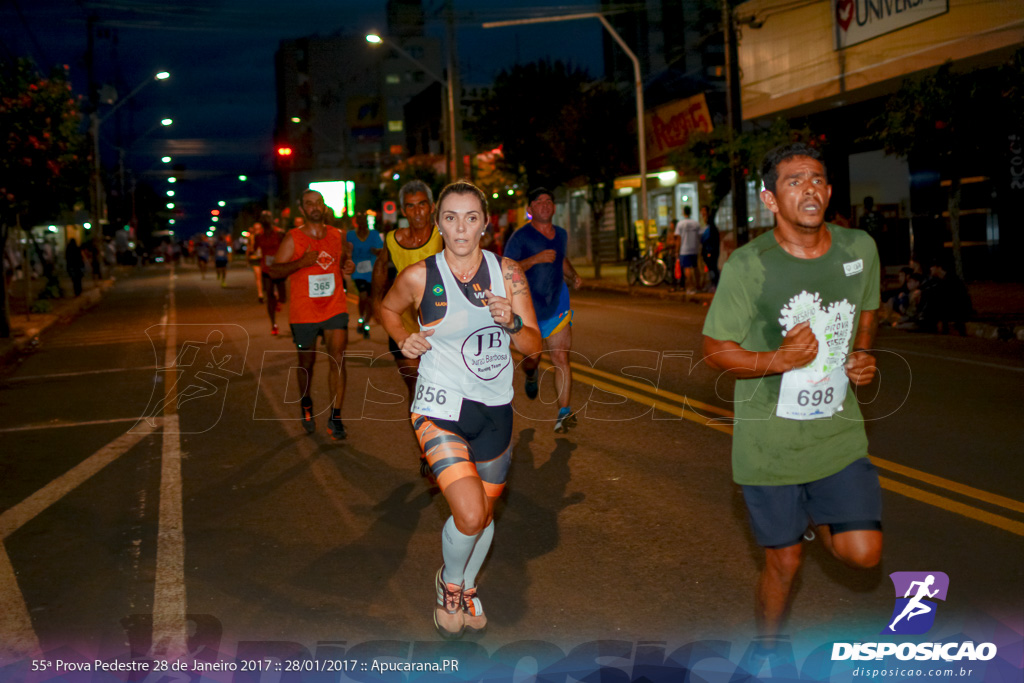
483, 290, 513, 327
776, 320, 818, 372
399, 329, 434, 359
844, 349, 877, 385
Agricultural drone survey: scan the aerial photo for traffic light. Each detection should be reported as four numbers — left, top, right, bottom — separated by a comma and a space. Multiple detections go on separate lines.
276, 145, 293, 157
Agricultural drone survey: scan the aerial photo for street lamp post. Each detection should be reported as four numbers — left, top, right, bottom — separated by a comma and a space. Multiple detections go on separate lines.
366, 34, 458, 180
483, 14, 649, 242
90, 71, 169, 272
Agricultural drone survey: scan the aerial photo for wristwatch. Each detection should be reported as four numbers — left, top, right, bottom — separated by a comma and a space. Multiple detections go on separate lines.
503, 314, 523, 334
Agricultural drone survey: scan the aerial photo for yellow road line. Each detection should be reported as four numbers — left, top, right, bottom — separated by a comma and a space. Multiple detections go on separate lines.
870, 456, 1024, 515
575, 373, 734, 435
569, 360, 735, 417
879, 478, 1024, 537
530, 356, 1024, 533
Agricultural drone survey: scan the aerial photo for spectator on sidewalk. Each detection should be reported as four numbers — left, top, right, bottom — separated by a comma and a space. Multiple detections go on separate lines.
881, 267, 914, 322
920, 260, 972, 335
673, 206, 701, 294
66, 238, 85, 296
700, 206, 720, 292
859, 196, 885, 241
892, 271, 924, 329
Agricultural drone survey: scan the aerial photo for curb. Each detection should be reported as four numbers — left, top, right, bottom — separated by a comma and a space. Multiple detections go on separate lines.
580, 279, 715, 304
0, 281, 112, 369
579, 279, 1022, 342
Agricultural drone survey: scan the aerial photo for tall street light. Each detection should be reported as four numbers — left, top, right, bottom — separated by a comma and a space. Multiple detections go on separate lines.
91, 70, 170, 266
483, 14, 649, 240
366, 33, 458, 180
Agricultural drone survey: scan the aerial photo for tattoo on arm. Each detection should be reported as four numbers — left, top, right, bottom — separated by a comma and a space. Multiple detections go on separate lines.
504, 260, 530, 296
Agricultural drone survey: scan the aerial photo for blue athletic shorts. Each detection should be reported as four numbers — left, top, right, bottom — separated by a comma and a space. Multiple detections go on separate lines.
538, 284, 572, 339
679, 253, 698, 268
741, 457, 882, 548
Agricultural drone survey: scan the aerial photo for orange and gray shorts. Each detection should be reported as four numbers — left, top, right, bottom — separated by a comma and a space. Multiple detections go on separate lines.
411, 399, 513, 497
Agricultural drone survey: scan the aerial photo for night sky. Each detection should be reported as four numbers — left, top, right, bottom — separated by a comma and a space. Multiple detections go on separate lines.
1, 0, 607, 238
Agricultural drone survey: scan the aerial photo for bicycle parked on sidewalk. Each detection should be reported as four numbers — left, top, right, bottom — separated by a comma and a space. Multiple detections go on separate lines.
627, 243, 670, 287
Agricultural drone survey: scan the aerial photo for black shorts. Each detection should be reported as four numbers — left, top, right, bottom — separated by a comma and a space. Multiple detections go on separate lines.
290, 312, 349, 351
741, 457, 883, 548
411, 400, 513, 497
352, 278, 371, 294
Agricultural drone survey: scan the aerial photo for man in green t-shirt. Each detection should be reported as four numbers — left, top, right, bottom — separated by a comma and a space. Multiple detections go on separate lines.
702, 142, 883, 638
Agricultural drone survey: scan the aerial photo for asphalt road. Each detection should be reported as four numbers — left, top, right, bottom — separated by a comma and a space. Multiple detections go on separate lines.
1, 263, 1021, 677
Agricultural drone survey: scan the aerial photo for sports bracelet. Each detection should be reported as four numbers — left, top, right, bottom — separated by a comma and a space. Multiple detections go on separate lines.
503, 314, 524, 334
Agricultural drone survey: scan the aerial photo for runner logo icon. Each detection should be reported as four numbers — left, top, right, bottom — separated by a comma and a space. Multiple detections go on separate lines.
882, 571, 949, 635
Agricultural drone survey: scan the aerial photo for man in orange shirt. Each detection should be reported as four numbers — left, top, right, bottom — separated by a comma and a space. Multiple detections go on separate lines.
269, 189, 355, 439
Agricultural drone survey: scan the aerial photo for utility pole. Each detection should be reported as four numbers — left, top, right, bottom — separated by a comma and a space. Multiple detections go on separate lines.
86, 13, 105, 277
445, 0, 461, 179
721, 0, 749, 246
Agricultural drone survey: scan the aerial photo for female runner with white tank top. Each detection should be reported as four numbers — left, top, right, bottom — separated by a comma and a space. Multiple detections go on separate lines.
380, 181, 541, 639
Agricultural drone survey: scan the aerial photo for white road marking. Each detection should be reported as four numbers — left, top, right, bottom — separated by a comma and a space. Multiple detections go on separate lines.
876, 345, 1024, 372
150, 268, 188, 659
0, 417, 144, 433
0, 421, 158, 540
0, 421, 158, 664
4, 366, 158, 383
0, 544, 38, 662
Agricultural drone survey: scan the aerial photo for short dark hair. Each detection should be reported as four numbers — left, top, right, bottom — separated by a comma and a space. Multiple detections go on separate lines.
300, 188, 323, 203
683, 206, 692, 217
433, 181, 489, 226
760, 142, 826, 195
399, 180, 433, 210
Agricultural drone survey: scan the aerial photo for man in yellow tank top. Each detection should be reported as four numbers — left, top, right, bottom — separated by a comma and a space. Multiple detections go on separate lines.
372, 180, 444, 404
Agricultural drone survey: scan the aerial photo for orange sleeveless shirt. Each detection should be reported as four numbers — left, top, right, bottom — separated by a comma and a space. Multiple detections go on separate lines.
287, 227, 348, 324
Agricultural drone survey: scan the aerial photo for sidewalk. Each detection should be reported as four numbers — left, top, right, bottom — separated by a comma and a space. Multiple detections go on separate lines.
574, 262, 1024, 342
0, 271, 115, 368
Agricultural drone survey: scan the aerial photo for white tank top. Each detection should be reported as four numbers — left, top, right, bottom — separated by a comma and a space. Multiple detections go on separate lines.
417, 250, 513, 407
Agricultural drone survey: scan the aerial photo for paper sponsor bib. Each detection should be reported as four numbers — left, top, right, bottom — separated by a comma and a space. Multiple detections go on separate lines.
215, 249, 227, 258
778, 366, 849, 420
308, 272, 335, 298
264, 255, 275, 267
410, 377, 462, 421
776, 291, 856, 420
355, 259, 373, 274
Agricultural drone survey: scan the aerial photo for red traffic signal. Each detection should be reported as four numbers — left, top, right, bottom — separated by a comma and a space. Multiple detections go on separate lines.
276, 146, 294, 156
211, 209, 220, 216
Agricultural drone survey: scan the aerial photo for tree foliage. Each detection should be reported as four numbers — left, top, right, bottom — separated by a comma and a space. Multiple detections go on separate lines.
672, 117, 818, 214
0, 57, 90, 337
375, 154, 446, 212
471, 60, 634, 271
471, 60, 634, 189
0, 58, 89, 226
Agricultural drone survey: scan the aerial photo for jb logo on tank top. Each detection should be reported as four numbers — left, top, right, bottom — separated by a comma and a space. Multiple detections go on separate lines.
460, 326, 511, 380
